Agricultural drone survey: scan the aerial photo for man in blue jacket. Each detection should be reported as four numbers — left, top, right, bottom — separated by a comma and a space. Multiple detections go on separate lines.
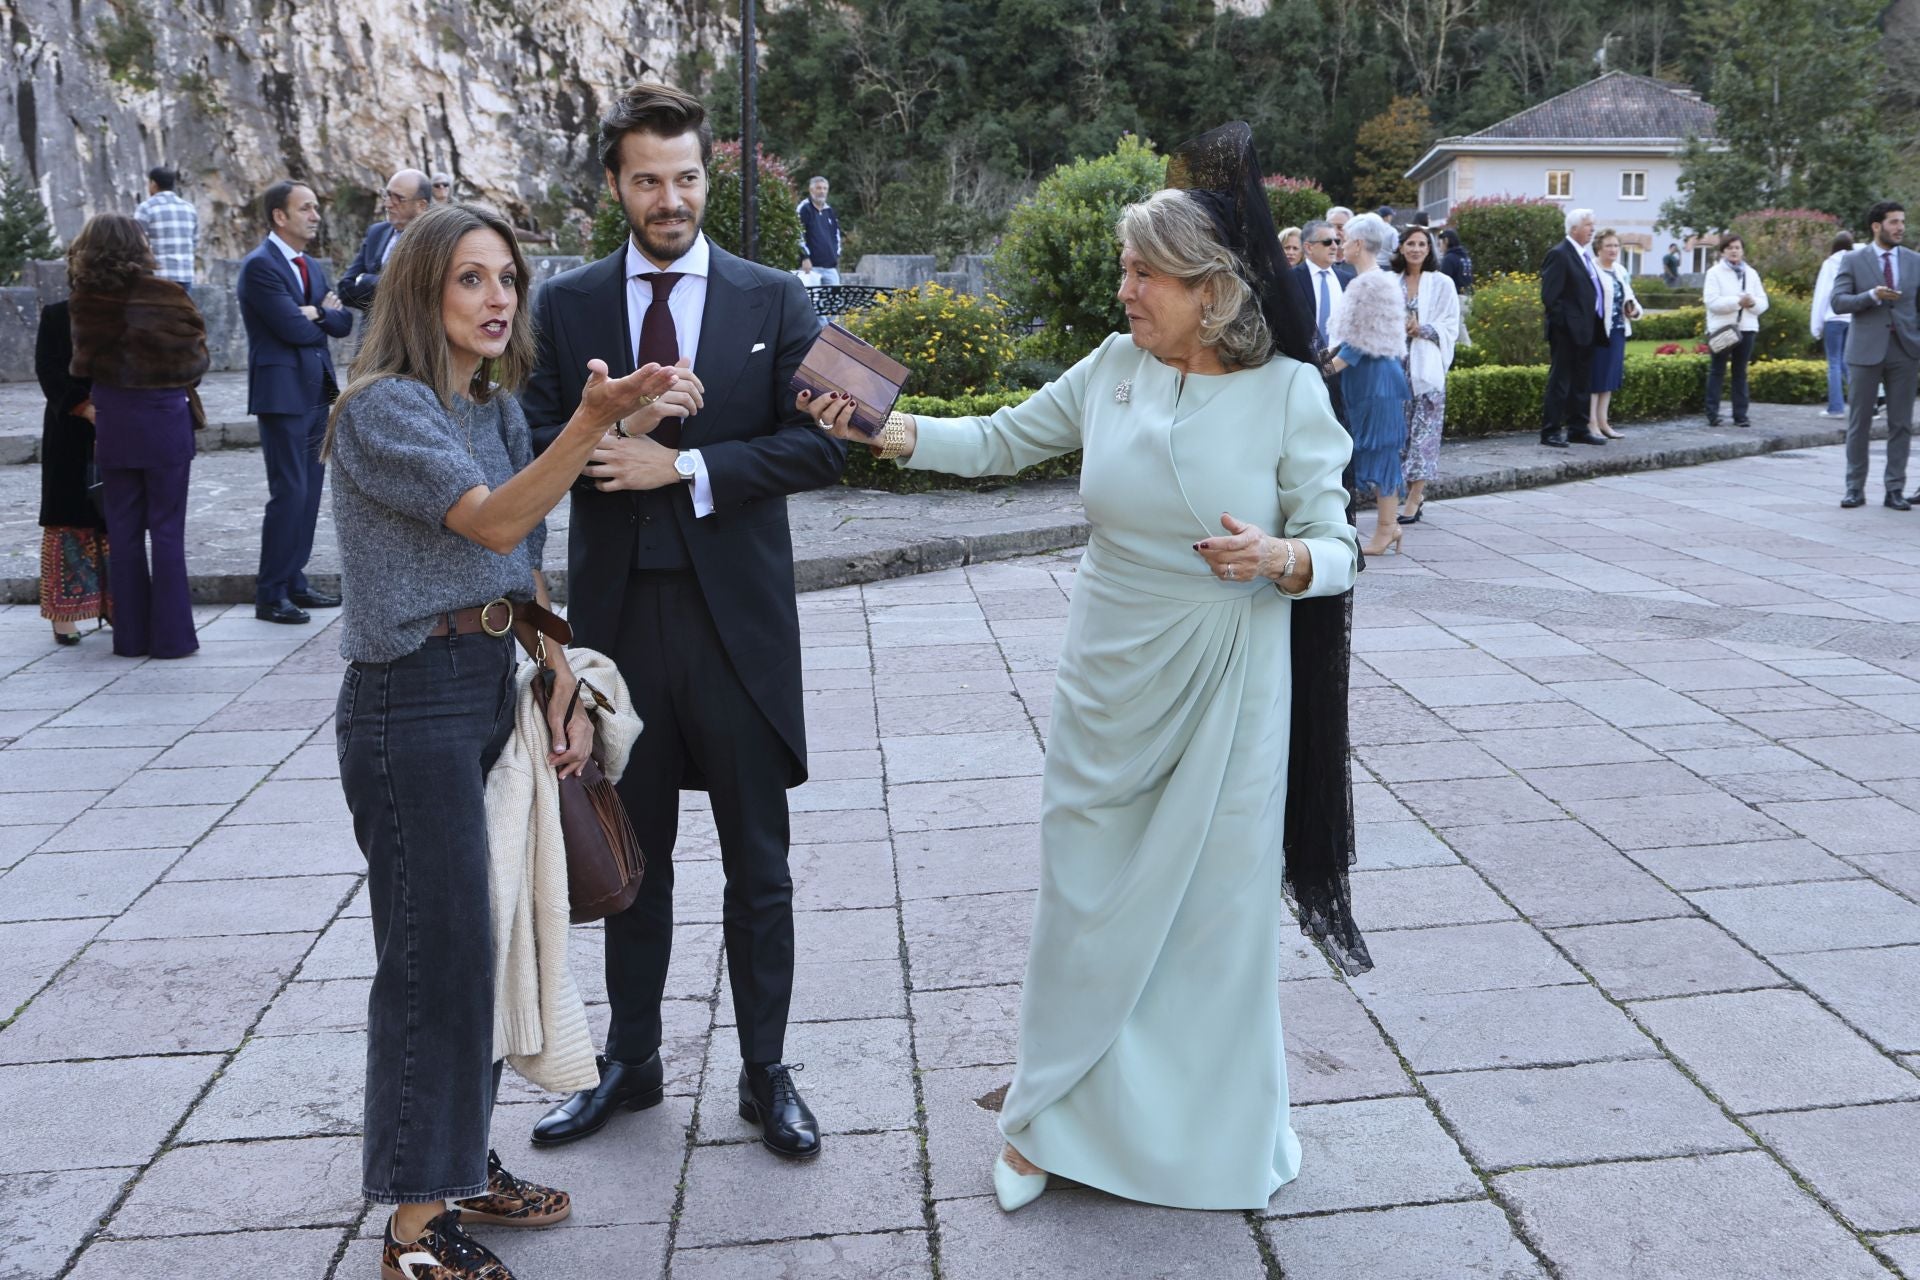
236, 180, 353, 623
796, 175, 842, 284
338, 169, 433, 309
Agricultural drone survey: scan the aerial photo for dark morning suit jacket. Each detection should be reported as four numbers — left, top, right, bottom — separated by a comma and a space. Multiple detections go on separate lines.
1540, 239, 1600, 346
1288, 260, 1356, 346
522, 241, 849, 784
235, 239, 352, 416
338, 221, 398, 310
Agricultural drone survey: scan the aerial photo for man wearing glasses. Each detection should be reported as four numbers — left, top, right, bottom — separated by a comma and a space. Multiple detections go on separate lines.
431, 172, 453, 203
1289, 219, 1358, 422
339, 169, 432, 309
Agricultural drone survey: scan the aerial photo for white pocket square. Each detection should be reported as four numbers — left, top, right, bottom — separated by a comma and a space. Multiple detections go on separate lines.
751, 342, 767, 353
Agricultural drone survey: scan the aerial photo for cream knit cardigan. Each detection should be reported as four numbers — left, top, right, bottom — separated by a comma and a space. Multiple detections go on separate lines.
484, 646, 642, 1093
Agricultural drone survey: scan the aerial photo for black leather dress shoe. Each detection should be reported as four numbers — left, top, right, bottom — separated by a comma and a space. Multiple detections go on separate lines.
1887, 491, 1913, 511
1569, 432, 1609, 446
255, 599, 311, 625
1841, 490, 1866, 508
290, 588, 342, 608
739, 1062, 821, 1159
531, 1053, 664, 1146
1540, 433, 1569, 449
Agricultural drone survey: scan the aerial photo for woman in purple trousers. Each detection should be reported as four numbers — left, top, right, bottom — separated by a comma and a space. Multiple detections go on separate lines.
66, 214, 209, 659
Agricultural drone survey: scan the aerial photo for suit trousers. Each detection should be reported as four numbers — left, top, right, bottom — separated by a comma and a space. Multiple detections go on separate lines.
1542, 327, 1596, 438
604, 571, 795, 1067
1845, 354, 1918, 496
256, 406, 327, 605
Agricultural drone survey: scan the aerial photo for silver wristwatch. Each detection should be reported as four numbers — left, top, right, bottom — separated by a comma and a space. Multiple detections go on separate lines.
673, 451, 697, 482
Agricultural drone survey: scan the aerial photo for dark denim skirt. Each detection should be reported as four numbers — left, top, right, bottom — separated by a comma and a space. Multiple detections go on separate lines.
336, 629, 517, 1203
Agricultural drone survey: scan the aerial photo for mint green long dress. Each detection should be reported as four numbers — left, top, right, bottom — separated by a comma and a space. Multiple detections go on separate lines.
904, 332, 1359, 1211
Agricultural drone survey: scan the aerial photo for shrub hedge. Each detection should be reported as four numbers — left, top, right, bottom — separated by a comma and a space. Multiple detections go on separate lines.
836, 359, 1828, 491
840, 283, 1019, 400
1263, 176, 1330, 235
1631, 307, 1707, 341
1461, 272, 1548, 366
1448, 198, 1566, 277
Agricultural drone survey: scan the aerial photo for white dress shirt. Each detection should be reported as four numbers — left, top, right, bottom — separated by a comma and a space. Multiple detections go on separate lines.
624, 234, 715, 518
267, 230, 306, 289
1566, 235, 1610, 336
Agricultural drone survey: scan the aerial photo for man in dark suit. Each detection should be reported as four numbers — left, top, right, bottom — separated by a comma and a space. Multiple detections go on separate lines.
1291, 219, 1356, 421
338, 169, 432, 310
1832, 200, 1920, 509
522, 83, 847, 1160
235, 179, 353, 623
1539, 208, 1611, 449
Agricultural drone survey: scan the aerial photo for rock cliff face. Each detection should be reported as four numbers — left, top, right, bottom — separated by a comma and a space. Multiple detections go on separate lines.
2, 0, 731, 263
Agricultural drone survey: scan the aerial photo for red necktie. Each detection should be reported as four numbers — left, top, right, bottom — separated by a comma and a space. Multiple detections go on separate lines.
636, 272, 684, 446
294, 254, 312, 302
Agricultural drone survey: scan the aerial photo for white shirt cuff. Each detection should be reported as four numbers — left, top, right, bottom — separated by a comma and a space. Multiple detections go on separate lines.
687, 448, 715, 518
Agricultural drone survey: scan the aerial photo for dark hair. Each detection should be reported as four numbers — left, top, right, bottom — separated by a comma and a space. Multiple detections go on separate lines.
148, 166, 179, 191
1830, 231, 1855, 255
1868, 201, 1905, 233
599, 82, 713, 176
260, 179, 311, 230
67, 213, 156, 292
1410, 210, 1430, 226
1439, 227, 1461, 251
1388, 225, 1437, 273
1718, 233, 1744, 253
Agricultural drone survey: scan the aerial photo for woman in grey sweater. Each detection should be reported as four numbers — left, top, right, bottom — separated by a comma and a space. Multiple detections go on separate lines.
325, 203, 683, 1280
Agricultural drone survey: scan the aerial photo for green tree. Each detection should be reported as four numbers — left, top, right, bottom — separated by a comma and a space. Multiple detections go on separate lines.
1351, 96, 1432, 210
0, 161, 59, 285
1661, 0, 1889, 233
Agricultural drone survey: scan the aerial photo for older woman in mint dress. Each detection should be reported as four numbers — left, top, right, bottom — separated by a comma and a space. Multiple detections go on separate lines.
806, 180, 1359, 1213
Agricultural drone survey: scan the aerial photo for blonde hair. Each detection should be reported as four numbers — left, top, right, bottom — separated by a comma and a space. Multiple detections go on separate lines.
1116, 189, 1272, 369
1596, 227, 1621, 250
1279, 226, 1302, 251
323, 203, 535, 458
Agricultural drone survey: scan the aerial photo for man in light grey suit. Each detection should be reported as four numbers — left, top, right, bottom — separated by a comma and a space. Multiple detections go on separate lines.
1832, 200, 1920, 510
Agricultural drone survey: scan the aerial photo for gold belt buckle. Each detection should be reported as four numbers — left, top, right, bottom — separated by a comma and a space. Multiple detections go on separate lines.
480, 598, 514, 637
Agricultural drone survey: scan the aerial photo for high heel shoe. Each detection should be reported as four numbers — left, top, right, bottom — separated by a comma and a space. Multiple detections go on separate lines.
1398, 506, 1422, 525
52, 626, 81, 647
1363, 527, 1403, 556
993, 1150, 1049, 1212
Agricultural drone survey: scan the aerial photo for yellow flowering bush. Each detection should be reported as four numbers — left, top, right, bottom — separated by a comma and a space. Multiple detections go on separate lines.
841, 283, 1019, 400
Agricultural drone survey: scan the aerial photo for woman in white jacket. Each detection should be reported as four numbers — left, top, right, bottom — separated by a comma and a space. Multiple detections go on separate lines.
1809, 231, 1855, 418
1588, 229, 1643, 439
1703, 233, 1769, 428
1391, 226, 1459, 523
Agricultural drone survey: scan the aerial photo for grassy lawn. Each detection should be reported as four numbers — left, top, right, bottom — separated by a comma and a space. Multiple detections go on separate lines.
1625, 339, 1681, 358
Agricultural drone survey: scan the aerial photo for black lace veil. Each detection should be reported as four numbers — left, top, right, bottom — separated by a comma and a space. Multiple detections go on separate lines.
1166, 123, 1373, 976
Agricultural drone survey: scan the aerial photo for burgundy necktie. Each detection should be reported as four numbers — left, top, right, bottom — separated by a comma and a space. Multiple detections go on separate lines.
294, 254, 312, 303
635, 272, 684, 447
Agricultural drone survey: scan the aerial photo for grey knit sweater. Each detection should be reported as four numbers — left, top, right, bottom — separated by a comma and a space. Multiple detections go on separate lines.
329, 377, 548, 662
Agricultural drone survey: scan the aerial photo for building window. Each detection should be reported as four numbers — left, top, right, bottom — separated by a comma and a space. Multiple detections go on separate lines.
1621, 247, 1644, 276
1420, 170, 1451, 210
1620, 171, 1647, 200
1690, 245, 1716, 273
1545, 170, 1572, 199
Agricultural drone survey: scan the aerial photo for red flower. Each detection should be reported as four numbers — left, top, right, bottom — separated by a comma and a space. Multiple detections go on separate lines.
1654, 343, 1682, 356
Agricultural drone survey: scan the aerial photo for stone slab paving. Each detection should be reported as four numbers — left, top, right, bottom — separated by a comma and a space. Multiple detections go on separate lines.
1, 445, 1919, 1277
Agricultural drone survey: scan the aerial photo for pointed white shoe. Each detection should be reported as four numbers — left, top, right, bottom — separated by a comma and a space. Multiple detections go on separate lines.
993, 1151, 1049, 1213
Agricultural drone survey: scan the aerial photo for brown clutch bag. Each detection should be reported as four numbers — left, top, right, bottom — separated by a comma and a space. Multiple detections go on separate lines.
788, 321, 911, 437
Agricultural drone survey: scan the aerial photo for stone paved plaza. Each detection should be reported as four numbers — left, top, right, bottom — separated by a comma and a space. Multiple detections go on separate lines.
3, 442, 1920, 1278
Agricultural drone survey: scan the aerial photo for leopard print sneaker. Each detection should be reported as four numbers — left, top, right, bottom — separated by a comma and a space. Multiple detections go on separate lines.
382, 1209, 513, 1280
452, 1150, 572, 1228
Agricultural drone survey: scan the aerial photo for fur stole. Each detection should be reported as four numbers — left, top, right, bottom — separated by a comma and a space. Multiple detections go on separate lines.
1327, 268, 1408, 361
68, 276, 210, 389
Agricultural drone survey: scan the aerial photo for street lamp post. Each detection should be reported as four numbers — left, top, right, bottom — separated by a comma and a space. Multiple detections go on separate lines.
740, 0, 758, 262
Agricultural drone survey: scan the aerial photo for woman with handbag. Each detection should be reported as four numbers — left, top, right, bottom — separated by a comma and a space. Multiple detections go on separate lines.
1703, 233, 1769, 428
66, 214, 208, 659
323, 202, 679, 1280
34, 297, 108, 645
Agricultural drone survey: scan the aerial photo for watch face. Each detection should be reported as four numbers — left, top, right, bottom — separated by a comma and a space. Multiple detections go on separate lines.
675, 453, 696, 478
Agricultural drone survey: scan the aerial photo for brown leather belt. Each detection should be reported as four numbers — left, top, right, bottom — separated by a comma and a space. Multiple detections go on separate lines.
425, 597, 574, 648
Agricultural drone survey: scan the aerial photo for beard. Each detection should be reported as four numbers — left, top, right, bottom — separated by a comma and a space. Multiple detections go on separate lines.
629, 205, 703, 262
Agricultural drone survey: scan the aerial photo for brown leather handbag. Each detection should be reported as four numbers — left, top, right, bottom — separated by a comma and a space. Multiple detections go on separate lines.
514, 602, 646, 923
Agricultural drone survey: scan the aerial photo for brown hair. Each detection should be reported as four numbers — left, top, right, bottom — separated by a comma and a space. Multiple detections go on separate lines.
1718, 233, 1745, 253
1594, 227, 1621, 250
599, 82, 712, 176
66, 213, 156, 292
1389, 225, 1437, 274
323, 203, 535, 458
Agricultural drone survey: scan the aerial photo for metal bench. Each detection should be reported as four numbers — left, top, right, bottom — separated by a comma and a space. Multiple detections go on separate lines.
807, 284, 887, 318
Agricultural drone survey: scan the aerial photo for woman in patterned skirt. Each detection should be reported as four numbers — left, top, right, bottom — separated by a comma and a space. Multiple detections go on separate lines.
1392, 226, 1460, 524
34, 298, 108, 645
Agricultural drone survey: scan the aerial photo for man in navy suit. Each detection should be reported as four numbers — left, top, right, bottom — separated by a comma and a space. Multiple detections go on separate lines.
1538, 208, 1610, 449
236, 179, 353, 624
338, 169, 432, 310
1291, 219, 1356, 423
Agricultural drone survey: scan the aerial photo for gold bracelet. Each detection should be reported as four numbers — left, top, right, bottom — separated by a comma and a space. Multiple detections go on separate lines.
874, 411, 914, 461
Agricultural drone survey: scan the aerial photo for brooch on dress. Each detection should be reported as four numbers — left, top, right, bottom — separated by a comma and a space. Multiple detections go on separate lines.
1114, 379, 1132, 404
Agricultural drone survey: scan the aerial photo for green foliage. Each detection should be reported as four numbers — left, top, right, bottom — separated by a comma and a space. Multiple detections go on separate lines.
1351, 97, 1431, 210
1662, 0, 1889, 231
0, 161, 59, 285
1725, 210, 1840, 296
588, 142, 803, 268
1460, 273, 1547, 367
1746, 359, 1829, 403
988, 135, 1166, 365
841, 283, 1020, 400
1442, 355, 1826, 435
95, 0, 157, 91
1632, 306, 1707, 341
1750, 294, 1818, 363
1449, 199, 1567, 278
589, 192, 627, 260
839, 164, 1005, 266
1263, 176, 1328, 235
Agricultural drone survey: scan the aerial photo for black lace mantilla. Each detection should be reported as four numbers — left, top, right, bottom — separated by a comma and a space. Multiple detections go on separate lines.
1167, 123, 1373, 976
